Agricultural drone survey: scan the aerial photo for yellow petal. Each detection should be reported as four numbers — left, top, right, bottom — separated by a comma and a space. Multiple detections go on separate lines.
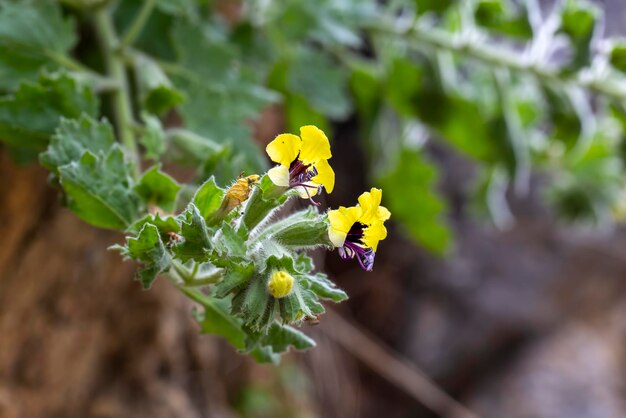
299, 125, 331, 165
327, 206, 361, 247
362, 221, 387, 252
267, 165, 290, 187
266, 133, 301, 166
294, 182, 319, 199
358, 188, 383, 225
311, 158, 335, 193
378, 206, 391, 222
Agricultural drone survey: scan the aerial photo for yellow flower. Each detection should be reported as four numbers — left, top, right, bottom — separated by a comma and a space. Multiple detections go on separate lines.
361, 221, 387, 252
266, 125, 335, 202
358, 188, 391, 225
267, 270, 294, 298
326, 188, 390, 271
327, 205, 362, 247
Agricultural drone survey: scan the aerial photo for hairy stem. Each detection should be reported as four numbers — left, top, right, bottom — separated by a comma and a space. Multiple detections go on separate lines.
120, 0, 157, 48
93, 7, 139, 172
372, 22, 626, 101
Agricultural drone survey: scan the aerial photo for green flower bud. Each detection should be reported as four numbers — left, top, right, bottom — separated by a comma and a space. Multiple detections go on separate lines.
267, 270, 294, 298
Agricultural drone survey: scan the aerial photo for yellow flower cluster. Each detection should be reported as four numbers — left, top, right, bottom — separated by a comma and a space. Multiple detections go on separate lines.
266, 125, 390, 271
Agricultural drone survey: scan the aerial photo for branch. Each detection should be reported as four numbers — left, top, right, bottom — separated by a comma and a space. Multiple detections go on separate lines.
93, 6, 140, 172
322, 309, 478, 418
120, 0, 157, 49
371, 22, 626, 101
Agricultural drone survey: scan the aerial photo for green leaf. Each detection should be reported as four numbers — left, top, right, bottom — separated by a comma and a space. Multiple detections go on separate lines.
550, 132, 622, 222
245, 322, 316, 364
214, 263, 255, 298
415, 0, 456, 16
139, 113, 167, 161
118, 223, 170, 289
294, 253, 314, 274
558, 0, 599, 72
0, 1, 77, 90
609, 41, 626, 74
40, 115, 114, 174
474, 0, 533, 39
215, 221, 248, 259
302, 273, 348, 303
193, 292, 246, 350
167, 128, 223, 164
232, 276, 273, 331
133, 53, 184, 115
172, 203, 212, 262
127, 213, 180, 238
134, 165, 181, 212
59, 147, 140, 230
0, 72, 98, 150
385, 57, 423, 117
405, 56, 514, 164
542, 83, 582, 149
287, 49, 351, 119
253, 323, 316, 359
350, 63, 381, 130
193, 176, 225, 220
378, 149, 452, 254
171, 20, 277, 173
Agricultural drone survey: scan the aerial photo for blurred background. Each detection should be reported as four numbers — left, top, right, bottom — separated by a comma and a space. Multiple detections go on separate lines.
2, 0, 626, 417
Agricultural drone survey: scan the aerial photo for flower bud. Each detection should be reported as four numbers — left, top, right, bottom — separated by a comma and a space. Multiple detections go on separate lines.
267, 270, 294, 298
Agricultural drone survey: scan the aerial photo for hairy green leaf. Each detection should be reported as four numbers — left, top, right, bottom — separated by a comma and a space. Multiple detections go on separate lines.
287, 49, 351, 119
135, 165, 181, 212
0, 73, 98, 149
118, 223, 170, 289
139, 113, 167, 161
134, 53, 184, 115
193, 176, 225, 221
173, 203, 212, 262
40, 115, 114, 174
59, 147, 141, 230
193, 291, 246, 350
302, 273, 348, 303
0, 1, 77, 90
171, 21, 277, 173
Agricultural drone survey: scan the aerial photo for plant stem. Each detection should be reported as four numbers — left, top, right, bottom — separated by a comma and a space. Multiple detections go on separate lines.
178, 286, 209, 306
185, 270, 225, 287
371, 22, 626, 101
120, 0, 157, 48
46, 50, 119, 92
93, 6, 139, 172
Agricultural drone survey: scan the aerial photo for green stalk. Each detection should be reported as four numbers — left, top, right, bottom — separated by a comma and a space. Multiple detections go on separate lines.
93, 7, 139, 172
185, 270, 225, 287
178, 286, 209, 306
120, 0, 157, 48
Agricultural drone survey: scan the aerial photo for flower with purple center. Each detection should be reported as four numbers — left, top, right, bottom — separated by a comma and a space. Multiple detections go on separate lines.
327, 188, 390, 271
265, 125, 335, 204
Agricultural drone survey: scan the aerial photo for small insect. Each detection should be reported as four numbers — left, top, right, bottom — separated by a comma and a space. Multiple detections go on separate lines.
166, 231, 183, 247
220, 174, 260, 213
304, 314, 321, 326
